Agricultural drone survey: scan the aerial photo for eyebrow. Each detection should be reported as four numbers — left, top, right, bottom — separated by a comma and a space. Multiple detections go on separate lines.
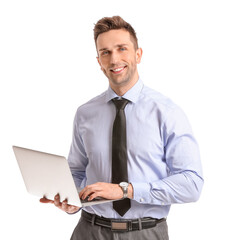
98, 44, 128, 52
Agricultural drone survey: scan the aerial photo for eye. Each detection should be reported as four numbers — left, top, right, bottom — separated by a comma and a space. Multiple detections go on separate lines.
119, 47, 127, 51
101, 50, 109, 56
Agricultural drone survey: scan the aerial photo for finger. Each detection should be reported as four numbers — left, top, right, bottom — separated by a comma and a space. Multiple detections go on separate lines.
81, 190, 96, 200
79, 187, 88, 199
80, 184, 101, 200
79, 187, 91, 200
54, 194, 61, 207
79, 191, 83, 199
62, 199, 68, 211
40, 197, 54, 204
88, 192, 101, 201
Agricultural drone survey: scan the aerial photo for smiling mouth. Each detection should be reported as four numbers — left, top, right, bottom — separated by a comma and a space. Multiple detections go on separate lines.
110, 66, 127, 74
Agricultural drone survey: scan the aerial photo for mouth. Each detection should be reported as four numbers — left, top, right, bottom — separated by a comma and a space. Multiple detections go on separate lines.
110, 66, 127, 74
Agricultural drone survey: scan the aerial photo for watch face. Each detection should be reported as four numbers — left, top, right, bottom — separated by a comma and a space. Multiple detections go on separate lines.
120, 182, 128, 188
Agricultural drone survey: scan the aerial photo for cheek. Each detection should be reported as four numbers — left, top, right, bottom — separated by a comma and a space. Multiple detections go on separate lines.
100, 64, 109, 75
102, 67, 108, 75
98, 60, 106, 71
127, 57, 137, 68
123, 52, 137, 64
99, 59, 109, 70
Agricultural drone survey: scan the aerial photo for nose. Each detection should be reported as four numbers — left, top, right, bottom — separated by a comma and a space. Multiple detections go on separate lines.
110, 51, 120, 65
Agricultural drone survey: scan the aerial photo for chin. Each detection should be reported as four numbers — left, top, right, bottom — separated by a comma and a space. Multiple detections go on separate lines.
110, 78, 130, 87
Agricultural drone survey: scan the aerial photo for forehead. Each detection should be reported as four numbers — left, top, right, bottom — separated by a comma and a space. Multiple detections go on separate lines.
96, 29, 134, 50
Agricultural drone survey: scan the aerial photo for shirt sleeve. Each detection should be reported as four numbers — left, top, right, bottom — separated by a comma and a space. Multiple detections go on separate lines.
132, 106, 204, 206
67, 109, 88, 189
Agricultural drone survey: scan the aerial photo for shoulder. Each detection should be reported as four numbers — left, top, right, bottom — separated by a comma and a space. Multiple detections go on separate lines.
141, 85, 178, 111
141, 84, 189, 124
77, 90, 107, 113
72, 90, 109, 125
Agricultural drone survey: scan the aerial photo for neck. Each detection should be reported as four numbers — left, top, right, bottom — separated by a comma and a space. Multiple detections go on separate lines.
110, 74, 139, 96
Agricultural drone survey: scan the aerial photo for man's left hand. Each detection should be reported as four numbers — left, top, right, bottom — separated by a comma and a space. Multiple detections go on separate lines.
79, 182, 133, 201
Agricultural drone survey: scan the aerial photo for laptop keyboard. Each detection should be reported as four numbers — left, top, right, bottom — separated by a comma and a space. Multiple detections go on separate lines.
81, 196, 103, 203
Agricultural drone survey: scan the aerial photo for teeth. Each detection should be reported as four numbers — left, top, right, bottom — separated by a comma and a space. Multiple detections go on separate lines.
112, 67, 124, 72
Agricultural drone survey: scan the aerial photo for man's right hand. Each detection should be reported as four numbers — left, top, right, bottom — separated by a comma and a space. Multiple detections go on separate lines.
40, 194, 81, 214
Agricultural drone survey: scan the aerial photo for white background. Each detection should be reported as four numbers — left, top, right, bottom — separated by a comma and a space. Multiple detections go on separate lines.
0, 0, 228, 239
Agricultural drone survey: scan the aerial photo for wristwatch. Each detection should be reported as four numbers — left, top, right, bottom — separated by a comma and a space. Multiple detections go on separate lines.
119, 182, 129, 199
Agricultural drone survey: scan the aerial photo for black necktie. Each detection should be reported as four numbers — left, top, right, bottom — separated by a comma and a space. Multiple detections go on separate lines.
112, 98, 131, 216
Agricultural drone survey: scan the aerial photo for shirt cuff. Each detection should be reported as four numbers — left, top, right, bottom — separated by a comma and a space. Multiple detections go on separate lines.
131, 182, 164, 205
131, 182, 151, 204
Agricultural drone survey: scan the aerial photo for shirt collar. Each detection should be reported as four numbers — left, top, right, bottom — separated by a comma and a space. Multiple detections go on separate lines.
105, 78, 144, 103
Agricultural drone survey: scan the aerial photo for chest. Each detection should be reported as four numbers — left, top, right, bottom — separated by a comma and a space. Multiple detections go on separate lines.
78, 104, 165, 163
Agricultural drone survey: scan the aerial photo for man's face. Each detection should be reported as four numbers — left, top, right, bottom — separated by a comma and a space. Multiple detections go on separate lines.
96, 29, 142, 90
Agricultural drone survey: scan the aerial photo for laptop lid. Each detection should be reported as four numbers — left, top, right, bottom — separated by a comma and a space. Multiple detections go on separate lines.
13, 146, 113, 207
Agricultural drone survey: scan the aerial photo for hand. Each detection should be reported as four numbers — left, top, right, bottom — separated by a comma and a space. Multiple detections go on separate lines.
40, 194, 81, 214
79, 182, 133, 201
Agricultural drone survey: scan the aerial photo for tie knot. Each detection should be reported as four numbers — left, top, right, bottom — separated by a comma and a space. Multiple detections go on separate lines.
112, 98, 129, 110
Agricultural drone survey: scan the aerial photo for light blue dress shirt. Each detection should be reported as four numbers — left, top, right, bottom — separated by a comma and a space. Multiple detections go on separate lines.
68, 79, 204, 219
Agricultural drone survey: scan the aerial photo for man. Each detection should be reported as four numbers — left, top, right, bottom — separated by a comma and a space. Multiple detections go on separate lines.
41, 16, 204, 240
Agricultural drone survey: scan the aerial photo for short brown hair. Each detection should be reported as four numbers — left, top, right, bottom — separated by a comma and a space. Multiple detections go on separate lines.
94, 16, 138, 49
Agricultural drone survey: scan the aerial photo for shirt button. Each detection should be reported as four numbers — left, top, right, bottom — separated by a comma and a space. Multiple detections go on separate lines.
140, 198, 144, 202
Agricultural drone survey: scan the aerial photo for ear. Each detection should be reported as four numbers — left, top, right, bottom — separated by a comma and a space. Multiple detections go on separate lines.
96, 56, 101, 66
96, 56, 104, 71
97, 56, 103, 70
136, 48, 143, 64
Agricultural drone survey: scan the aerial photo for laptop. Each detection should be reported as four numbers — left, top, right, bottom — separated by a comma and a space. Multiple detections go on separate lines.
13, 146, 113, 207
